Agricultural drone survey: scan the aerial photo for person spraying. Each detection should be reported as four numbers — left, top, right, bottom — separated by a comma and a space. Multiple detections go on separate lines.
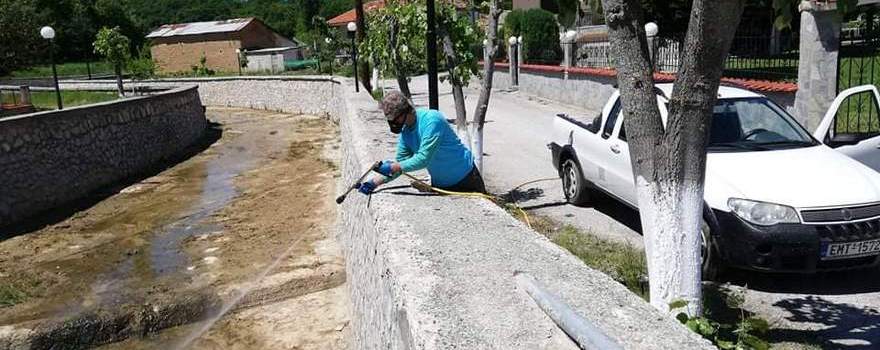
358, 91, 486, 195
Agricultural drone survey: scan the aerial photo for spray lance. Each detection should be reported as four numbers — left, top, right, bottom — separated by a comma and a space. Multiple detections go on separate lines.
335, 161, 382, 204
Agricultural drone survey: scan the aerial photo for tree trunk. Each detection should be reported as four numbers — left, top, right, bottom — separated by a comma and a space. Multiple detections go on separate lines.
389, 18, 412, 98
355, 0, 374, 93
600, 0, 744, 317
437, 20, 471, 149
115, 63, 124, 97
471, 0, 503, 172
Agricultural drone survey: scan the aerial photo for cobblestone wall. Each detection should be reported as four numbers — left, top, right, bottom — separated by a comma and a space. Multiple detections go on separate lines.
59, 77, 345, 118
0, 86, 206, 227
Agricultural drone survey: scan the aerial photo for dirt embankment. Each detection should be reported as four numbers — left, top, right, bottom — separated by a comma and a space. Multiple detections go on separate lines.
0, 107, 348, 349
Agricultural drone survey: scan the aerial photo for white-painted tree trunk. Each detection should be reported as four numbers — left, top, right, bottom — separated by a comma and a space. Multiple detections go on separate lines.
600, 0, 744, 317
635, 177, 704, 315
438, 19, 472, 151
472, 127, 484, 171
471, 0, 503, 173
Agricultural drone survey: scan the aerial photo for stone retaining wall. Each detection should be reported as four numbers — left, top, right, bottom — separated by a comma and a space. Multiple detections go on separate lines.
58, 77, 345, 118
333, 81, 713, 349
0, 86, 206, 227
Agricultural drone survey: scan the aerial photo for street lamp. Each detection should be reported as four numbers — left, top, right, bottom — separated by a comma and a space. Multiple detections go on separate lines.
347, 22, 359, 93
40, 26, 62, 110
644, 22, 659, 71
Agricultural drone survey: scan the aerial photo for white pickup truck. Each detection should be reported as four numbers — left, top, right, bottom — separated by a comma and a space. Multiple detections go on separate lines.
548, 83, 880, 277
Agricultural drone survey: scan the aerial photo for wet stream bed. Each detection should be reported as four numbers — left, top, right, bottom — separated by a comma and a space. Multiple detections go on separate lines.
0, 107, 348, 349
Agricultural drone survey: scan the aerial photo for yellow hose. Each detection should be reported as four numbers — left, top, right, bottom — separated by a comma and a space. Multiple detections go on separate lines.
397, 172, 559, 230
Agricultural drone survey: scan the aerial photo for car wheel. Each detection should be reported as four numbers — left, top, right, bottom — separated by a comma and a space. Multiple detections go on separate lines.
700, 220, 725, 281
561, 158, 590, 206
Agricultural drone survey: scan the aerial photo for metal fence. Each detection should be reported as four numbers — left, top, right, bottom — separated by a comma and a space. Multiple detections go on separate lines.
834, 27, 880, 135
838, 28, 880, 92
574, 33, 800, 81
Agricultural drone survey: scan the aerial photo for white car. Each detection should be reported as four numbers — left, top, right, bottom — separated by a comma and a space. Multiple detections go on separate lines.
548, 83, 880, 277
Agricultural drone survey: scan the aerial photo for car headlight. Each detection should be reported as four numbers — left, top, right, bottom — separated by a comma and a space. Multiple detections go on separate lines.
727, 198, 800, 226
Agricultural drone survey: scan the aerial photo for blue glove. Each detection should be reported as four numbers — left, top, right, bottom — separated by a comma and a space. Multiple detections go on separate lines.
376, 160, 397, 177
358, 180, 377, 195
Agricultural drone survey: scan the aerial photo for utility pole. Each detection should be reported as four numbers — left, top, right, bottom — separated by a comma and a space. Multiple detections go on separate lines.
426, 0, 439, 109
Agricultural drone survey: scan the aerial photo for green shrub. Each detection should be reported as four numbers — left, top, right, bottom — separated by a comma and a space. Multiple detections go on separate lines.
502, 9, 561, 64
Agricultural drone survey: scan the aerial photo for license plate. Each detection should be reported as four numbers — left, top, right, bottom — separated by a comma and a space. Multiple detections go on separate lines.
821, 239, 880, 260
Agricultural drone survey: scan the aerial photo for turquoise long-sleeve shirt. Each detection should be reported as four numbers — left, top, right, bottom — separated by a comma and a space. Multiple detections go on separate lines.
392, 108, 474, 187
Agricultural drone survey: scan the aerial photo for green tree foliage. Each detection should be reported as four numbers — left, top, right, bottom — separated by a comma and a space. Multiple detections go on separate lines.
94, 27, 131, 66
437, 2, 483, 87
4, 0, 358, 76
127, 44, 156, 81
503, 9, 561, 64
0, 0, 47, 76
93, 26, 131, 95
360, 0, 481, 86
361, 0, 428, 78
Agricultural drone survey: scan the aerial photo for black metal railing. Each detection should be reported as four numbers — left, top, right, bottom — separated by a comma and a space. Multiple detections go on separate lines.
838, 29, 880, 92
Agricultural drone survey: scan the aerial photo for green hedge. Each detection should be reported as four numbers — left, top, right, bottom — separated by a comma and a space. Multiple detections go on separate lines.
501, 8, 562, 64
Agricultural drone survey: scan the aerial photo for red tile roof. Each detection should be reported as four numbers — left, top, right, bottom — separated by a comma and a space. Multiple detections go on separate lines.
326, 0, 470, 27
327, 0, 385, 27
487, 62, 797, 93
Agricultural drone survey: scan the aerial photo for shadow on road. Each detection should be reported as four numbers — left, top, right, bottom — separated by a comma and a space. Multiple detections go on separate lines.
769, 296, 880, 348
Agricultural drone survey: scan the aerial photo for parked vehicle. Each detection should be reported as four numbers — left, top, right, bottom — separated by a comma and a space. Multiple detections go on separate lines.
548, 84, 880, 278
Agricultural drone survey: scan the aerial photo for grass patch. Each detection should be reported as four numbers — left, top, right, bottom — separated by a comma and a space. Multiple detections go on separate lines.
2, 90, 118, 110
553, 225, 649, 300
5, 62, 116, 78
0, 275, 45, 308
0, 284, 28, 307
506, 210, 649, 299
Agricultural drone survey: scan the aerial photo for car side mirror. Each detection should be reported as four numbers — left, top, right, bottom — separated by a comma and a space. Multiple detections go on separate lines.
828, 133, 864, 147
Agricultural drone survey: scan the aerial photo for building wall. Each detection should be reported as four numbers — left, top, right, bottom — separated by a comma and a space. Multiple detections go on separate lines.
150, 20, 281, 74
151, 39, 242, 74
0, 86, 206, 227
245, 53, 286, 73
512, 0, 541, 9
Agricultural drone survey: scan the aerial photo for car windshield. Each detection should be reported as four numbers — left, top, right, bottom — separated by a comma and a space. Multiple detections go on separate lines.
707, 98, 817, 152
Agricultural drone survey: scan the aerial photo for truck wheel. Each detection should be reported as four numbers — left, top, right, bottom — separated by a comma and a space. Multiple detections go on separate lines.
561, 158, 590, 206
701, 220, 724, 281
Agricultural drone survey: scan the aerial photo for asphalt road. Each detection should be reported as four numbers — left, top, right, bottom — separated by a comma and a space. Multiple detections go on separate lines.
393, 74, 880, 348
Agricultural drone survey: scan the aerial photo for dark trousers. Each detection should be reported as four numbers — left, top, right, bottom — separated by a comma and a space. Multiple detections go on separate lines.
438, 164, 487, 194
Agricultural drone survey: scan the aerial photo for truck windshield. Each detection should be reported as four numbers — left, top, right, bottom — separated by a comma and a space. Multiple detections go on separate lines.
707, 98, 817, 152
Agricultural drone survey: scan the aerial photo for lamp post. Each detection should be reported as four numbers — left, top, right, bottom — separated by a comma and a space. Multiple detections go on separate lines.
508, 36, 519, 86
426, 0, 439, 109
325, 37, 334, 76
40, 26, 62, 110
644, 22, 659, 71
347, 22, 359, 92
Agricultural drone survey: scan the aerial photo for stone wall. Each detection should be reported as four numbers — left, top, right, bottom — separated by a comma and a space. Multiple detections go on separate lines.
0, 86, 206, 227
333, 81, 713, 349
60, 77, 345, 118
494, 67, 798, 115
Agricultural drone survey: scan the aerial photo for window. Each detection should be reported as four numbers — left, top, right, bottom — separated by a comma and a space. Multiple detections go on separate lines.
707, 98, 816, 151
834, 90, 880, 137
618, 122, 626, 141
585, 114, 602, 134
603, 99, 621, 139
